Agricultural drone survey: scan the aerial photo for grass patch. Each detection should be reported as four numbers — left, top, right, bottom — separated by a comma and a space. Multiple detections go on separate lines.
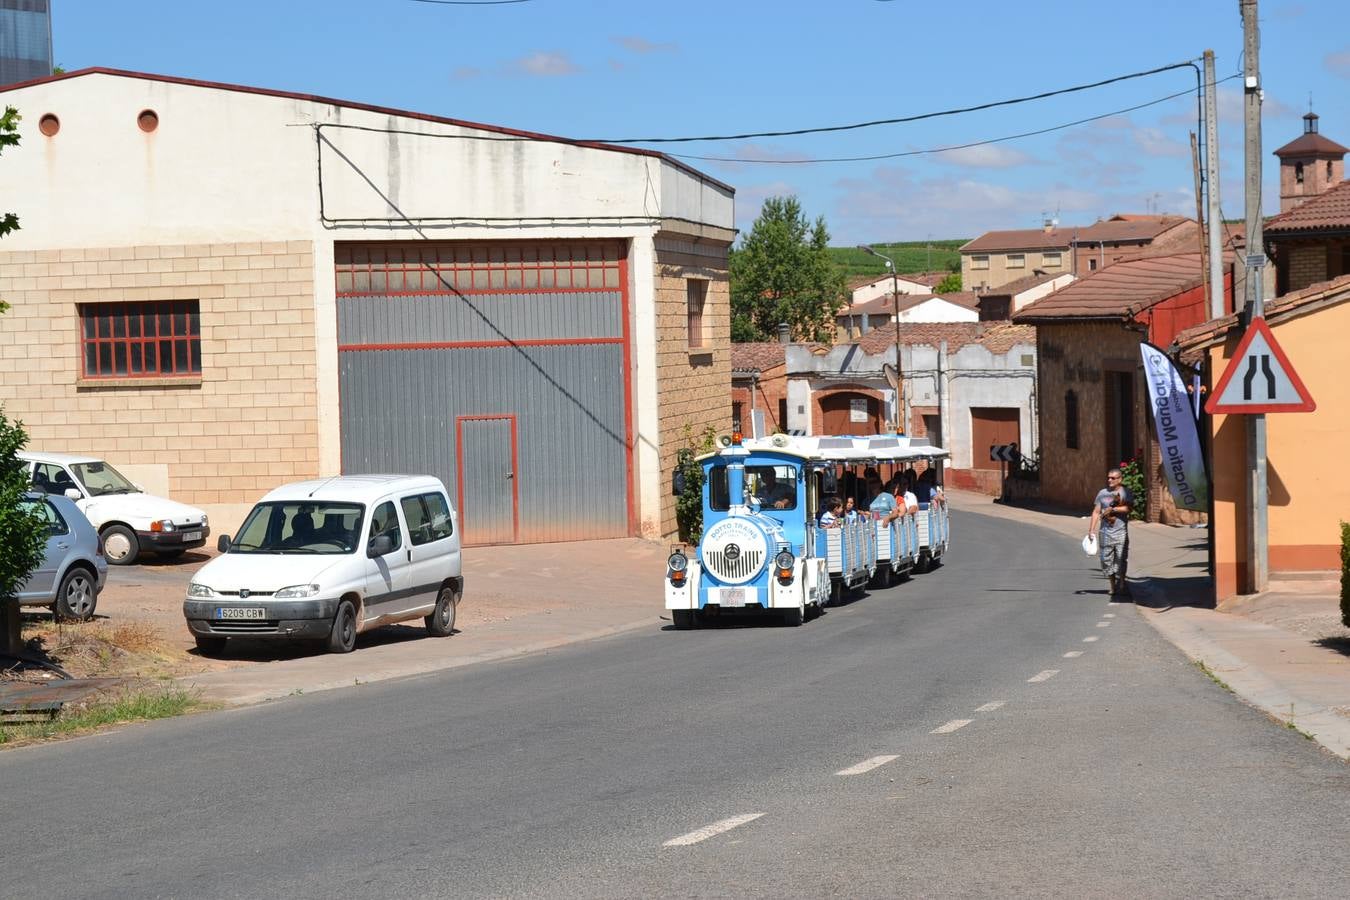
0, 686, 207, 748
1193, 659, 1234, 693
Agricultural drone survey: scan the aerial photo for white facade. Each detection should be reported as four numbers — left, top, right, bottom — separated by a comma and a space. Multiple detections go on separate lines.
895, 297, 979, 324
1009, 273, 1076, 311
850, 274, 937, 304
0, 69, 735, 538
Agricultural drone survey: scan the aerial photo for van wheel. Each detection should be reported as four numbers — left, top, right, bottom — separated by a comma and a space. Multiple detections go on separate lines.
671, 609, 695, 630
195, 635, 227, 656
54, 568, 98, 621
425, 586, 458, 637
101, 524, 140, 566
327, 600, 357, 653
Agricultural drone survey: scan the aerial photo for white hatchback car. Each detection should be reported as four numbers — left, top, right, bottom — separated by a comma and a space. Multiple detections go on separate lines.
19, 451, 210, 566
183, 474, 463, 655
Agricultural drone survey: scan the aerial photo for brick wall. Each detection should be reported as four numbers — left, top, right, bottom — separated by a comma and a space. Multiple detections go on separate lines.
1286, 243, 1328, 292
1035, 322, 1151, 513
653, 232, 731, 539
0, 241, 318, 506
732, 366, 787, 435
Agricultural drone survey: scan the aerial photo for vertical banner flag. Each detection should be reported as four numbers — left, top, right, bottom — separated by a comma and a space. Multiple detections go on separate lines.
1140, 342, 1208, 511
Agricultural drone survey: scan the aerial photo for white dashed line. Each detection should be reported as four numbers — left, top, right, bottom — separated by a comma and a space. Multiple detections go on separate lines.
835, 755, 900, 776
1103, 613, 1116, 618
664, 813, 765, 847
931, 719, 973, 734
1027, 669, 1060, 683
1062, 650, 1084, 658
1083, 636, 1100, 642
974, 701, 1006, 713
1096, 621, 1112, 628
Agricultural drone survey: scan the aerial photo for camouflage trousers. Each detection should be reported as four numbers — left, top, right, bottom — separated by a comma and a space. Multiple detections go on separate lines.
1098, 528, 1129, 581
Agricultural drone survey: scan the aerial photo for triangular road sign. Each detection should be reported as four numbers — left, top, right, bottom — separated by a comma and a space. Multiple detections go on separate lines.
1205, 317, 1316, 414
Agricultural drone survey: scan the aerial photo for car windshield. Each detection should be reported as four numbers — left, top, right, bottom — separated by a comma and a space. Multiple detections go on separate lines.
229, 501, 365, 554
71, 461, 138, 496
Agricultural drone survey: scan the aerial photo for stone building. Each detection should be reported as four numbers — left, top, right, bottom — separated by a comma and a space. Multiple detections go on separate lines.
0, 68, 734, 545
1013, 253, 1233, 519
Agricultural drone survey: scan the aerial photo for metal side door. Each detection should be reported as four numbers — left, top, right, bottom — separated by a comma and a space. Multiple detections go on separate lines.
456, 416, 518, 546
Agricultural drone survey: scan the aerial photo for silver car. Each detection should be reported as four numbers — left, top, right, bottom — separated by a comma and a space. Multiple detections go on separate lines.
15, 492, 107, 621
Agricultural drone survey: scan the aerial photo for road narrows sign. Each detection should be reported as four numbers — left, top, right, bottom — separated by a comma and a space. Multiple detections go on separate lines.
1205, 318, 1315, 414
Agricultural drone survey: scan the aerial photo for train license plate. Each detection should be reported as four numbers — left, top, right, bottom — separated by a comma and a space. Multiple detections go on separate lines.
717, 587, 753, 608
216, 607, 266, 620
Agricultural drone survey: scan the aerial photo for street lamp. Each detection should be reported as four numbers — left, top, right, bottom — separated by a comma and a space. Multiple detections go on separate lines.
858, 244, 904, 434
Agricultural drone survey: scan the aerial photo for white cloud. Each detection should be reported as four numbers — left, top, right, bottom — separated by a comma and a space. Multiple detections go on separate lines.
613, 35, 676, 54
704, 143, 814, 174
508, 52, 581, 77
734, 182, 802, 235
934, 144, 1036, 169
1326, 48, 1350, 78
1132, 127, 1189, 158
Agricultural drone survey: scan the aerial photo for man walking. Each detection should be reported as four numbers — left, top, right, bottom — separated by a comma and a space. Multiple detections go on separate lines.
1088, 468, 1132, 598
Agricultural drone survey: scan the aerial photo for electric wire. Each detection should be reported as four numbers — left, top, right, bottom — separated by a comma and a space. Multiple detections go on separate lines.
581, 60, 1203, 144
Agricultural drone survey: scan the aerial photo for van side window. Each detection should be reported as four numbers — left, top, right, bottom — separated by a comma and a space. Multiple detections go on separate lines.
369, 501, 403, 552
400, 492, 454, 546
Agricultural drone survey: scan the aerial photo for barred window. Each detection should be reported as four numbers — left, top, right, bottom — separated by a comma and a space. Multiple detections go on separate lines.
79, 300, 201, 379
1065, 390, 1080, 450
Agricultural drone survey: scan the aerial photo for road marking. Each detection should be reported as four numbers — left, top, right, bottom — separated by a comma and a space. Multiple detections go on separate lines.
1096, 621, 1112, 628
1083, 636, 1100, 642
931, 719, 973, 734
835, 755, 900, 776
1027, 669, 1060, 683
1103, 613, 1116, 618
664, 813, 765, 847
1062, 650, 1084, 658
974, 701, 1005, 713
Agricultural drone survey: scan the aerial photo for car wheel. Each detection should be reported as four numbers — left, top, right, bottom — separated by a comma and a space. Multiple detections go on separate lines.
327, 600, 358, 653
54, 568, 97, 622
194, 635, 227, 656
424, 586, 458, 637
101, 524, 140, 566
671, 609, 695, 630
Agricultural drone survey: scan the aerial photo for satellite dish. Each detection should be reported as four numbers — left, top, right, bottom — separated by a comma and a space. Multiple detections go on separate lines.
882, 363, 899, 389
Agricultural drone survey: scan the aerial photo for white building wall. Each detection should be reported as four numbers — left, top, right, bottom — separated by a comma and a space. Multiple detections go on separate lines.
851, 276, 934, 304
1011, 273, 1076, 311
895, 298, 979, 323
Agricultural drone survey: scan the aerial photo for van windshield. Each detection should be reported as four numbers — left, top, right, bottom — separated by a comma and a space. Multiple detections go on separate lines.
229, 501, 365, 554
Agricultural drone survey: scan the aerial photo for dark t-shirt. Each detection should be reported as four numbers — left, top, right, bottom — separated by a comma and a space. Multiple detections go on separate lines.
1095, 486, 1133, 537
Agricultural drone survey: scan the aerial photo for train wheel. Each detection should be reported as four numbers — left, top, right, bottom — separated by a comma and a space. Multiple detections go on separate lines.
781, 605, 804, 627
672, 609, 695, 630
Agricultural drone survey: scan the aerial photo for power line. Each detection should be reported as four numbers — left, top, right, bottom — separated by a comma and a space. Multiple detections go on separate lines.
670, 75, 1240, 166
582, 59, 1202, 144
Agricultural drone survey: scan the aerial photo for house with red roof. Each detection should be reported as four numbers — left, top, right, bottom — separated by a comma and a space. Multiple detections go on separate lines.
1013, 253, 1234, 519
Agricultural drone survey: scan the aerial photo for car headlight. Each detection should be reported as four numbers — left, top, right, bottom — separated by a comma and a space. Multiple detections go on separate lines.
187, 582, 215, 598
274, 584, 321, 599
774, 549, 795, 571
201, 513, 209, 528
150, 519, 177, 533
667, 551, 688, 573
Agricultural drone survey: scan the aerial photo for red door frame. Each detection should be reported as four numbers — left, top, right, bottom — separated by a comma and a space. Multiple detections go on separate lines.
455, 414, 520, 546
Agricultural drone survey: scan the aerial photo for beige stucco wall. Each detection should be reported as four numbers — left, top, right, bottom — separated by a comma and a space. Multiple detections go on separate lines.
962, 248, 1069, 291
0, 241, 318, 532
652, 231, 731, 540
1207, 298, 1350, 600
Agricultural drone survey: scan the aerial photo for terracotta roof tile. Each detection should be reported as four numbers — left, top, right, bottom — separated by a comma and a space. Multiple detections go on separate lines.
961, 229, 1072, 253
841, 292, 980, 317
848, 321, 1035, 357
847, 271, 946, 291
979, 271, 1063, 297
1173, 273, 1350, 363
1073, 215, 1190, 244
1012, 253, 1205, 322
1272, 131, 1350, 158
730, 342, 786, 372
1265, 179, 1350, 233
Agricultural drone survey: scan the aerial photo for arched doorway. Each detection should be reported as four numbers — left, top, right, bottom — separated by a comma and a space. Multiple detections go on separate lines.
818, 390, 883, 435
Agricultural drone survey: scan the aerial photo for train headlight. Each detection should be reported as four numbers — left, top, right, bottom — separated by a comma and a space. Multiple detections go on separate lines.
774, 549, 795, 582
668, 550, 688, 572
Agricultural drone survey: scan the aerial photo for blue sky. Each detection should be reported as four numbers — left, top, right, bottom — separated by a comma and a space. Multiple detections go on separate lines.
52, 0, 1350, 245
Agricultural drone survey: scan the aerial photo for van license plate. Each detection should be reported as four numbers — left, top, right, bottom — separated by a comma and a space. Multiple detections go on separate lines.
182, 531, 202, 542
719, 588, 746, 607
217, 607, 266, 620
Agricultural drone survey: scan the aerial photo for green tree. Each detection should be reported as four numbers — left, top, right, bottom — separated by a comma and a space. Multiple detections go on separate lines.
935, 273, 962, 294
730, 196, 847, 343
0, 105, 46, 657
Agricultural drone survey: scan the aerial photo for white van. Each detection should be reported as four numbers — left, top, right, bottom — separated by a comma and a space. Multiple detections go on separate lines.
19, 451, 210, 565
183, 474, 463, 655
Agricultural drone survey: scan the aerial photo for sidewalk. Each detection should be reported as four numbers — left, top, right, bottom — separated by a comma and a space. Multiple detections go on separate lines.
949, 489, 1350, 761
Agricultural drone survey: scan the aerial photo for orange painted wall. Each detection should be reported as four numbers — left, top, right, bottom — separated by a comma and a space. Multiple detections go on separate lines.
1207, 298, 1350, 600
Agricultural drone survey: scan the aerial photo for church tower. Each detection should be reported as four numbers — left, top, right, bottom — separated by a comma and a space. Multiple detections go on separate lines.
1274, 112, 1348, 213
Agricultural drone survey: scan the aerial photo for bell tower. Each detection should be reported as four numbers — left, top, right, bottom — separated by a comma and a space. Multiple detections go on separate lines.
1274, 112, 1348, 213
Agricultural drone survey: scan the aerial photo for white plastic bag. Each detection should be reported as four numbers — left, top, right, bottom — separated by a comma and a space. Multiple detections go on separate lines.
1082, 533, 1098, 556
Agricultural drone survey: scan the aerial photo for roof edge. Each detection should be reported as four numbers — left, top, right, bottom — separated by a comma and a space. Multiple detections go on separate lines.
0, 67, 735, 194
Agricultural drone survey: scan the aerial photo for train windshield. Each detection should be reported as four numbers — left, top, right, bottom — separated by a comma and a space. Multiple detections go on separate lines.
706, 464, 798, 512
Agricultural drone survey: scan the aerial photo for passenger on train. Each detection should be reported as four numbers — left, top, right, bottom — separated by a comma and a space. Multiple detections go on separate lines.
818, 495, 843, 527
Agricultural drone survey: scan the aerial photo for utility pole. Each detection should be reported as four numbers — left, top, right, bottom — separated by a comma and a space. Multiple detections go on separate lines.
859, 244, 904, 432
1204, 49, 1225, 319
1241, 0, 1268, 593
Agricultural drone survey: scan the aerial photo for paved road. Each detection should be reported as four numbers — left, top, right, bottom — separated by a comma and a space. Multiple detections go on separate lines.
5, 510, 1347, 898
